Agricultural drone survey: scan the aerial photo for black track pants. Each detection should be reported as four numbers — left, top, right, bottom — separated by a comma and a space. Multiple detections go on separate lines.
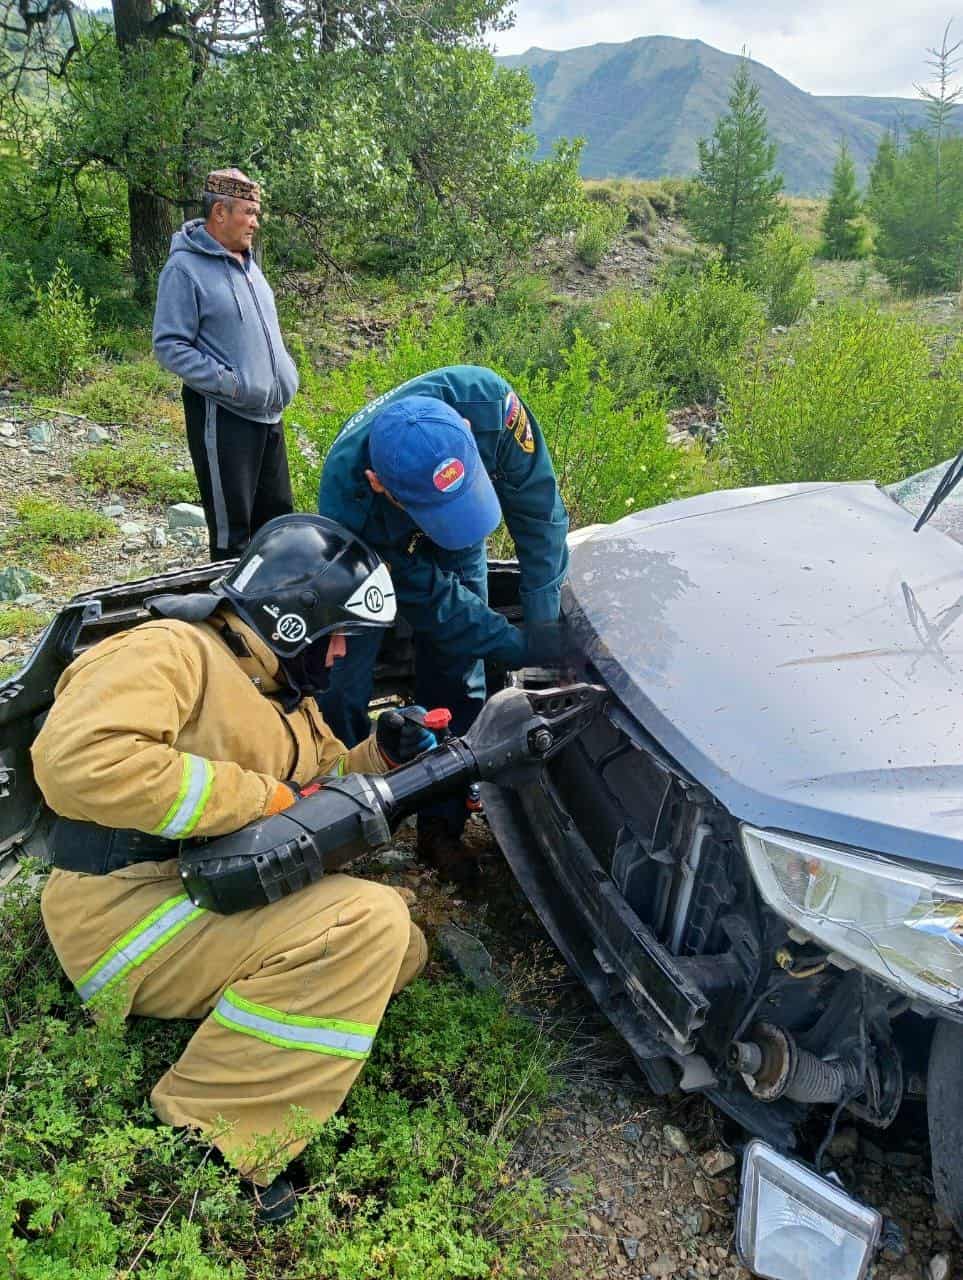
182, 387, 294, 562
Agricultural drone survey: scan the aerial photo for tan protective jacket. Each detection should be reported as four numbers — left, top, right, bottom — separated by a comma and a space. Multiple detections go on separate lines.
32, 608, 386, 838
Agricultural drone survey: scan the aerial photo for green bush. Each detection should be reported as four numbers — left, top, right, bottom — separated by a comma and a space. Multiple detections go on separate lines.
4, 263, 99, 392
73, 438, 198, 504
63, 358, 180, 427
9, 498, 115, 547
585, 180, 656, 230
0, 606, 50, 639
598, 262, 766, 406
574, 201, 627, 267
744, 222, 816, 326
0, 871, 581, 1279
722, 304, 963, 486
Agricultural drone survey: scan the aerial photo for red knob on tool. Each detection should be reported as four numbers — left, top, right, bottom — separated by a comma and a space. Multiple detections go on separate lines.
423, 707, 453, 733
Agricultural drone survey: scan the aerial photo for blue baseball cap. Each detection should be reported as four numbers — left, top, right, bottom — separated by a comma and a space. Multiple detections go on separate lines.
368, 396, 501, 550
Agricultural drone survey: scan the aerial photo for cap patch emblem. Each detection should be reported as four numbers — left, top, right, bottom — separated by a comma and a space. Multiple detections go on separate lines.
276, 613, 307, 643
433, 457, 466, 493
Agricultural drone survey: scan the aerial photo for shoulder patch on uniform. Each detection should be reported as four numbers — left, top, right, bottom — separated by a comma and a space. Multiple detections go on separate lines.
504, 390, 534, 453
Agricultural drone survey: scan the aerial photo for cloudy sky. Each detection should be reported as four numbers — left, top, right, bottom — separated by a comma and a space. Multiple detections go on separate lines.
494, 2, 962, 98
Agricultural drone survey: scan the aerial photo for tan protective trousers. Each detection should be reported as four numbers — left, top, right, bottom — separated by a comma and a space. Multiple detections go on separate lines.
42, 860, 427, 1181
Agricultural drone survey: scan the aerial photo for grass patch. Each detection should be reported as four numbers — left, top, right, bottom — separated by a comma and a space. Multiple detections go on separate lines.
0, 605, 49, 638
0, 659, 21, 681
72, 435, 198, 504
783, 196, 826, 247
0, 872, 582, 1279
58, 357, 182, 429
8, 498, 114, 548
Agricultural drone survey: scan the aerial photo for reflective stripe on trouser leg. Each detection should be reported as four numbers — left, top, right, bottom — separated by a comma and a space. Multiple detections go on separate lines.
204, 396, 230, 551
152, 753, 214, 838
76, 893, 206, 1003
213, 987, 377, 1059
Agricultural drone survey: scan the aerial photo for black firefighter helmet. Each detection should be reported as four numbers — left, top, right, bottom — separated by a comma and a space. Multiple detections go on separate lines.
213, 514, 396, 660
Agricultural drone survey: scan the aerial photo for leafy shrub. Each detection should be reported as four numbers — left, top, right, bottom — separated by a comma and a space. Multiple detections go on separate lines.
722, 304, 963, 486
0, 871, 581, 1279
9, 498, 114, 547
585, 180, 656, 230
4, 263, 99, 392
744, 222, 816, 326
73, 438, 198, 504
0, 606, 50, 639
598, 263, 766, 406
63, 358, 180, 427
575, 201, 627, 267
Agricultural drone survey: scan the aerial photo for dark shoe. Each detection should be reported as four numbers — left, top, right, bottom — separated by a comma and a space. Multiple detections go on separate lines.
244, 1171, 298, 1224
417, 816, 479, 884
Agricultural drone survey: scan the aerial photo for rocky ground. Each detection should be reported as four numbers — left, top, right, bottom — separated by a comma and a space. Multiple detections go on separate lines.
1, 232, 961, 1277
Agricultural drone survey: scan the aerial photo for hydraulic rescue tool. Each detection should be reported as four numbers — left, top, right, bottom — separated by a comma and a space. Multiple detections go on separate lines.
179, 682, 607, 913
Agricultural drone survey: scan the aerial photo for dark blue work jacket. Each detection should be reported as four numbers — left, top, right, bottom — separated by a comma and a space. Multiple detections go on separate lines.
318, 366, 569, 668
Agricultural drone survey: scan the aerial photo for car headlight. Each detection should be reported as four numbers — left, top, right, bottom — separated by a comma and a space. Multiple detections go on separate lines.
742, 825, 963, 1008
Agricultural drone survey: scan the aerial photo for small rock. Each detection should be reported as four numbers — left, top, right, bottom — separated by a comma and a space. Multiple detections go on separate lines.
0, 421, 15, 437
27, 422, 54, 445
436, 924, 499, 992
828, 1127, 859, 1158
150, 526, 168, 548
29, 444, 49, 454
168, 502, 208, 530
620, 1237, 639, 1261
771, 324, 788, 334
0, 567, 41, 602
1, 437, 18, 448
101, 503, 126, 518
622, 1122, 642, 1144
15, 593, 44, 606
649, 1253, 677, 1279
885, 1150, 922, 1170
700, 1148, 735, 1176
119, 521, 146, 537
87, 425, 111, 444
928, 1253, 951, 1280
46, 469, 67, 481
663, 1124, 690, 1155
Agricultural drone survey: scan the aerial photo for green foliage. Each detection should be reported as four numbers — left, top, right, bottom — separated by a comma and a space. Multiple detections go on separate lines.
722, 305, 963, 486
9, 498, 114, 547
598, 263, 766, 406
575, 200, 628, 267
868, 130, 898, 206
1, 263, 99, 392
687, 59, 784, 265
869, 130, 963, 291
0, 606, 50, 639
0, 871, 580, 1279
60, 358, 180, 427
72, 437, 199, 504
744, 222, 816, 325
821, 140, 869, 260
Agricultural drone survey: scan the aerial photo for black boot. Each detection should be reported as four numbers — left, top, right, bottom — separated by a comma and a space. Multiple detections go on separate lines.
416, 815, 479, 884
244, 1170, 298, 1224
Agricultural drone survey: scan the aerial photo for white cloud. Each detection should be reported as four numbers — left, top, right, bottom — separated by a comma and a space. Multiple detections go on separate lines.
494, 1, 963, 98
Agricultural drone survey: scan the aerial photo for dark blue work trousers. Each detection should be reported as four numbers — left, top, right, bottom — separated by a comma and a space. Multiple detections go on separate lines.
318, 541, 488, 835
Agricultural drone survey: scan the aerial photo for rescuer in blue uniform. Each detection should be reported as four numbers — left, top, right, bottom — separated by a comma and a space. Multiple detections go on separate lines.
317, 365, 569, 876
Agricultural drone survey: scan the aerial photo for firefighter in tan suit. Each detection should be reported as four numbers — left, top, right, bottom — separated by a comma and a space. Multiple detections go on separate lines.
32, 515, 435, 1222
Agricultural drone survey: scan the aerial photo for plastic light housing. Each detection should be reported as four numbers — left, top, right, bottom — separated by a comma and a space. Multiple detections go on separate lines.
736, 1140, 881, 1280
742, 825, 963, 1009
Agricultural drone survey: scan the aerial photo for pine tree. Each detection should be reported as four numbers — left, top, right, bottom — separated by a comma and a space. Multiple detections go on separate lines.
821, 139, 865, 259
687, 59, 784, 264
867, 130, 898, 209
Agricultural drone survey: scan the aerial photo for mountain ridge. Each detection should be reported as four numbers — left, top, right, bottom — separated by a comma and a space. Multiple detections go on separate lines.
499, 35, 954, 193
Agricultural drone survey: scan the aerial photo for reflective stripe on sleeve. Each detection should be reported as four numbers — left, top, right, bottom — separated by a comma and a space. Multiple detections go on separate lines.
152, 754, 215, 838
76, 893, 206, 1004
212, 987, 377, 1059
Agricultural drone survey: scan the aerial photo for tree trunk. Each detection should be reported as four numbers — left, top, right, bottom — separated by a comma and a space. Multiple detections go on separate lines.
112, 0, 174, 297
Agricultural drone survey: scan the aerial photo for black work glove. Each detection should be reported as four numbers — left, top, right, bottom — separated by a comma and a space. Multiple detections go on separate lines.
376, 706, 438, 768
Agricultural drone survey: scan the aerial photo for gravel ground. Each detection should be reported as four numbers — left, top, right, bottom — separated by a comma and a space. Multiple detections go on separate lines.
0, 385, 959, 1279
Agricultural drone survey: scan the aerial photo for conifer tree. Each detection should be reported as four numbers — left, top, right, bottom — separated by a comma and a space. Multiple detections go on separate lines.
821, 139, 866, 259
687, 58, 784, 264
867, 130, 898, 208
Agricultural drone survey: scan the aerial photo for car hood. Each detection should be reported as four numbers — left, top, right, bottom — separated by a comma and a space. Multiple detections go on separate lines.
565, 481, 963, 871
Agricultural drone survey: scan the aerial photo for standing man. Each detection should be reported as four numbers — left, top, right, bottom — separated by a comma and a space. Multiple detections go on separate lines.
153, 168, 299, 561
32, 515, 431, 1223
318, 365, 569, 877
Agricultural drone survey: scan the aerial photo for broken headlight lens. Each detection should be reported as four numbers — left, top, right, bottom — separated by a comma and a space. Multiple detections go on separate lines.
742, 825, 963, 1008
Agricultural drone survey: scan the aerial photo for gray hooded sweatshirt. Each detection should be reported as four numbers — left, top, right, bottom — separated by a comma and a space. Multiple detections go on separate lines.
152, 220, 299, 424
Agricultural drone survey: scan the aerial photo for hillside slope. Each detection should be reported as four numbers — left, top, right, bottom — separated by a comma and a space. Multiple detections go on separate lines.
500, 36, 954, 192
